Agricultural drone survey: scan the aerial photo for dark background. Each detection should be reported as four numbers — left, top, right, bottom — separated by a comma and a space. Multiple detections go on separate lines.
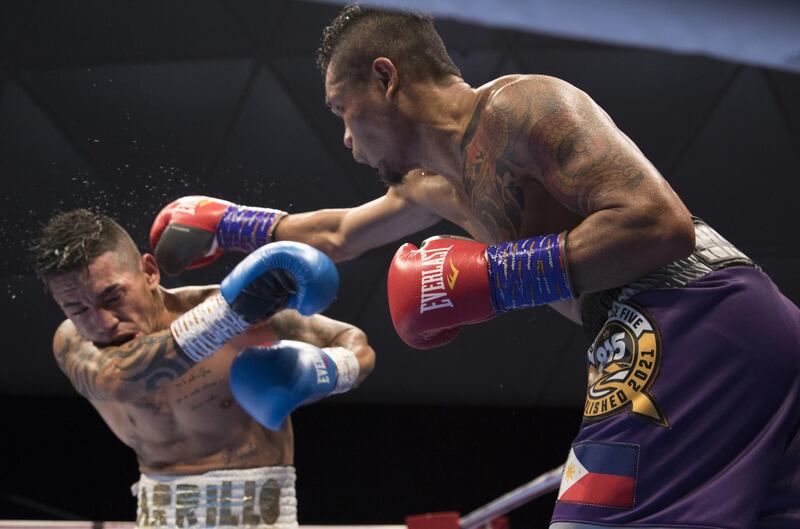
1, 1, 799, 527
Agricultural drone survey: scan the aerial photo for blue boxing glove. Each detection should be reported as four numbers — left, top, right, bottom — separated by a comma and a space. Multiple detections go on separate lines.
230, 340, 361, 430
171, 242, 339, 363
220, 241, 338, 319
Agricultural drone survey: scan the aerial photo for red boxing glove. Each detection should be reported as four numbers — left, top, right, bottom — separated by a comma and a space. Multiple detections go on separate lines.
388, 236, 495, 349
150, 196, 287, 276
149, 196, 232, 275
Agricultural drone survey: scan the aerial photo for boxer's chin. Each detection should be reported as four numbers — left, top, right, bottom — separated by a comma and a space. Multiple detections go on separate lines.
377, 163, 405, 187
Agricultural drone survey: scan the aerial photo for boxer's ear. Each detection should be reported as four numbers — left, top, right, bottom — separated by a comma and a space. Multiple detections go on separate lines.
141, 253, 161, 288
372, 57, 399, 100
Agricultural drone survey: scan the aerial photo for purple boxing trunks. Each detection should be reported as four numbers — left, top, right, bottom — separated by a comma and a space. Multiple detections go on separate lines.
551, 266, 800, 529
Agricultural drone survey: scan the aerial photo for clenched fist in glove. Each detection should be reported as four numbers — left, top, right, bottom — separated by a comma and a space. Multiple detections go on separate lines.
388, 233, 575, 349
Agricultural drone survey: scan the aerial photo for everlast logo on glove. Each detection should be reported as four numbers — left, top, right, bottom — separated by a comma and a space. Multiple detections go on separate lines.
312, 355, 331, 384
173, 197, 204, 216
418, 245, 455, 313
388, 237, 495, 349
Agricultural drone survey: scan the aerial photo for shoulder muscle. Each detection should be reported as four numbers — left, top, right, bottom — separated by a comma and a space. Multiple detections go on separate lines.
53, 319, 80, 368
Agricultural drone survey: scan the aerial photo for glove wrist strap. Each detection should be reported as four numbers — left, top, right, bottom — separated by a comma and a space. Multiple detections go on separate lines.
324, 347, 360, 395
216, 205, 288, 253
171, 292, 249, 362
486, 231, 575, 312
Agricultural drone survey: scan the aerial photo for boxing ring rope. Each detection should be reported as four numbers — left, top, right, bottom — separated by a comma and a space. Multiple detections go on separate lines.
0, 524, 403, 529
0, 520, 136, 529
458, 465, 563, 529
0, 465, 564, 529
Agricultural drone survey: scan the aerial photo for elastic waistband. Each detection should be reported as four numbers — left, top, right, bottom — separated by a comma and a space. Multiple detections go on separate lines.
580, 218, 756, 337
134, 466, 297, 529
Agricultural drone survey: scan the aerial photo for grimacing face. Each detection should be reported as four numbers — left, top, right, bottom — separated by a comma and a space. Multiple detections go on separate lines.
48, 251, 162, 345
324, 63, 410, 185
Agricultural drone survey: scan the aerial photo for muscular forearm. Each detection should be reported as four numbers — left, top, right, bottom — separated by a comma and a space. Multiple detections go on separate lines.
273, 191, 440, 264
328, 328, 375, 386
273, 209, 361, 262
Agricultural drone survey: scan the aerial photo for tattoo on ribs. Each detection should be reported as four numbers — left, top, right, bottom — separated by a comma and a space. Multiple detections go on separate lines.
132, 399, 163, 416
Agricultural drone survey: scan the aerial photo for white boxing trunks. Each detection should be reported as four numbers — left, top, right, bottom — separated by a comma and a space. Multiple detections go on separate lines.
133, 465, 297, 529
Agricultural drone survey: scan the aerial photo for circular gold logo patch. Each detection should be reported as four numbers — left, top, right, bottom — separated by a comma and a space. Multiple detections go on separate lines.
584, 300, 668, 427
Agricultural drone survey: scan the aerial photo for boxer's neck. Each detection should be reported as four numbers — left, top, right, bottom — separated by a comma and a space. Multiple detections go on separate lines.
156, 285, 183, 329
402, 78, 478, 181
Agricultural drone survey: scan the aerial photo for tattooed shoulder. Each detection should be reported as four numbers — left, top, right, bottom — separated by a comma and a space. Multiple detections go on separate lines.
52, 324, 193, 401
530, 85, 647, 215
52, 320, 79, 367
480, 77, 538, 159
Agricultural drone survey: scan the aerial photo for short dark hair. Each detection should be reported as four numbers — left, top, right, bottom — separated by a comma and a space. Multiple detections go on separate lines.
316, 4, 461, 83
31, 209, 141, 284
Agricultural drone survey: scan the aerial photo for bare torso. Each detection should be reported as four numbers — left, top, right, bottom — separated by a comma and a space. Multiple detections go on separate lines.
77, 287, 292, 475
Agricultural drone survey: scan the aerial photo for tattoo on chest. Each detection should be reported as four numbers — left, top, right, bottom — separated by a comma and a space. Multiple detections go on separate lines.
175, 366, 225, 407
57, 329, 194, 401
132, 399, 164, 416
119, 336, 188, 393
174, 366, 212, 389
461, 98, 526, 241
189, 392, 220, 411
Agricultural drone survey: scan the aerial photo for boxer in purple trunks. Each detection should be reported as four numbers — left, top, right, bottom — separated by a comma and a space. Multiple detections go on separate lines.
148, 5, 800, 526
385, 217, 800, 528
550, 221, 800, 528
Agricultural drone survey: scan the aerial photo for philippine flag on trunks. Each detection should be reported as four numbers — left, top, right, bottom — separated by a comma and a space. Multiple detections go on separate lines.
557, 442, 639, 509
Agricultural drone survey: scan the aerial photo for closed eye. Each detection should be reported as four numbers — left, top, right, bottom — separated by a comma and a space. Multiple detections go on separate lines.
105, 291, 123, 305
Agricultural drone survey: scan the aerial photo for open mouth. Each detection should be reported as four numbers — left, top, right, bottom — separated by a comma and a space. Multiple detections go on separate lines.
106, 332, 138, 346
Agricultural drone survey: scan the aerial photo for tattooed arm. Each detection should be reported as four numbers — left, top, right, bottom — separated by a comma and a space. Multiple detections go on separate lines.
524, 77, 695, 293
268, 310, 375, 386
52, 319, 193, 402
